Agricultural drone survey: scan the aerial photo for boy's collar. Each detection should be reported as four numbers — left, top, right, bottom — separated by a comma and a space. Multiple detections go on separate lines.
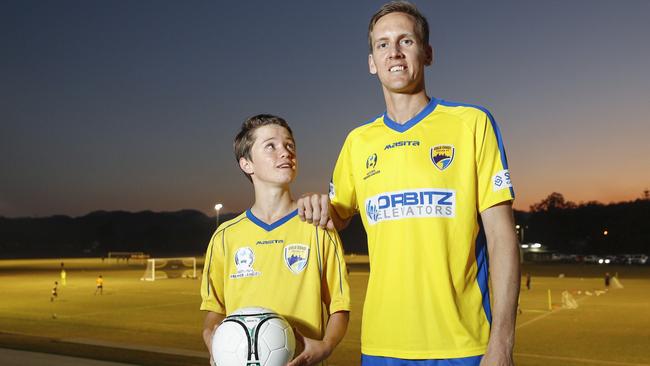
246, 208, 298, 232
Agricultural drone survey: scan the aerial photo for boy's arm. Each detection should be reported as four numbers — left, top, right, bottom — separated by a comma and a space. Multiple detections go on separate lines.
287, 311, 349, 366
202, 311, 226, 353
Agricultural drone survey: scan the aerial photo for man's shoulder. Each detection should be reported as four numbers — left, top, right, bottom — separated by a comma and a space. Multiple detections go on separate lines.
434, 98, 495, 122
345, 113, 385, 141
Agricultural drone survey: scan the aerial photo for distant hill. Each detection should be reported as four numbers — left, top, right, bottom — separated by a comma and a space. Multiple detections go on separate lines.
0, 210, 370, 259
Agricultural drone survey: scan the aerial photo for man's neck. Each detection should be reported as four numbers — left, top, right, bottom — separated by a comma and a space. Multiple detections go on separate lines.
250, 185, 295, 224
383, 90, 430, 125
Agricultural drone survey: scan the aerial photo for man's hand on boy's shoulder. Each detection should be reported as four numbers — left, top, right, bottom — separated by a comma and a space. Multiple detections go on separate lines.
297, 193, 334, 230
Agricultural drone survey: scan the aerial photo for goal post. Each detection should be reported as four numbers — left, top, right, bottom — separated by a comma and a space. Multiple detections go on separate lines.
140, 257, 197, 281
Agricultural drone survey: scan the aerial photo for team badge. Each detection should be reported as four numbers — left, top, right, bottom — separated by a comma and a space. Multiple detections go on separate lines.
284, 244, 309, 274
230, 247, 261, 279
430, 145, 455, 171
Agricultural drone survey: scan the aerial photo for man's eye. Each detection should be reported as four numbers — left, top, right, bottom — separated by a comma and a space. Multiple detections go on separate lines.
401, 39, 413, 46
377, 42, 388, 49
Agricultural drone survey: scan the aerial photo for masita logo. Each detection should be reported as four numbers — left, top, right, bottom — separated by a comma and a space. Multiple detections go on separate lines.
365, 188, 455, 224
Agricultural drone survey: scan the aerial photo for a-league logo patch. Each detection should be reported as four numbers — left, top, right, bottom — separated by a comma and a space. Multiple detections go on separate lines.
430, 145, 455, 171
366, 153, 377, 169
230, 247, 261, 279
284, 244, 309, 274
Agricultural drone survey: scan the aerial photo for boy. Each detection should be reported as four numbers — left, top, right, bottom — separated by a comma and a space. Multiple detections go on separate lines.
200, 114, 351, 366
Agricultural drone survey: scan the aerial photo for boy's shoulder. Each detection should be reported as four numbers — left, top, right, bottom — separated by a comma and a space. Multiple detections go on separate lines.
215, 211, 250, 234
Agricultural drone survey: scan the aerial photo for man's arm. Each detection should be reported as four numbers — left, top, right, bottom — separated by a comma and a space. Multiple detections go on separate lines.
202, 311, 226, 355
287, 311, 349, 366
479, 202, 520, 366
297, 193, 352, 231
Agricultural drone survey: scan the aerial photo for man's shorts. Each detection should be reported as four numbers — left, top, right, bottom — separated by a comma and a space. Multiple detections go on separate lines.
362, 354, 482, 366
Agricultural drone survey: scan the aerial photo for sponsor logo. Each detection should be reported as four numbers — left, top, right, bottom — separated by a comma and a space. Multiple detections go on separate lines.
492, 169, 513, 191
256, 239, 283, 245
284, 244, 310, 274
365, 188, 455, 224
230, 247, 261, 279
430, 145, 455, 171
384, 140, 420, 150
328, 181, 336, 200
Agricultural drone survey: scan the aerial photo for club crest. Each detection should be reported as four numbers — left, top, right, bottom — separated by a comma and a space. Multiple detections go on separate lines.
284, 244, 309, 274
430, 145, 455, 171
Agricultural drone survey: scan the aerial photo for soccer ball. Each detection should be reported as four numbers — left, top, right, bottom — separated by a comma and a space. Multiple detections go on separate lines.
212, 307, 295, 366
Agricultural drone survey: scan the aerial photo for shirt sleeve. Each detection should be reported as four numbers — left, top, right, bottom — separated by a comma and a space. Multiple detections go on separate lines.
475, 109, 515, 212
200, 229, 227, 314
320, 228, 351, 315
330, 134, 358, 220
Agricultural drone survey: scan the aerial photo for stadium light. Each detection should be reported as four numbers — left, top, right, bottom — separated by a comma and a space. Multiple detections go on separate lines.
215, 203, 223, 229
515, 224, 525, 242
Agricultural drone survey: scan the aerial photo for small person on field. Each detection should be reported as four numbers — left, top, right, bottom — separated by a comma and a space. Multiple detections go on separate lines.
95, 275, 104, 295
51, 281, 58, 302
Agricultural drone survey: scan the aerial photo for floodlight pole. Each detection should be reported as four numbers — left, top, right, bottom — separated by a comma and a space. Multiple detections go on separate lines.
214, 203, 223, 229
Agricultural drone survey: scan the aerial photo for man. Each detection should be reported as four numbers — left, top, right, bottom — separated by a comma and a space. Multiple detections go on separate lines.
299, 2, 520, 365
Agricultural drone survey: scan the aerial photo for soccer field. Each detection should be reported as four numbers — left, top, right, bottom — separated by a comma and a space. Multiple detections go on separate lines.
1, 258, 649, 366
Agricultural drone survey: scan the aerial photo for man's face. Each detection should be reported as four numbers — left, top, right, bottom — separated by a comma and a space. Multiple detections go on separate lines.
368, 12, 432, 94
240, 125, 297, 187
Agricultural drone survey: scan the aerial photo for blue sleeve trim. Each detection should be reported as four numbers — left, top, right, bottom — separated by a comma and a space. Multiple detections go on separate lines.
438, 99, 515, 198
475, 219, 492, 325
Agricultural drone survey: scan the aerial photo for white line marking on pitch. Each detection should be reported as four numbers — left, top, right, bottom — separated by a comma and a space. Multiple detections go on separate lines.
517, 294, 591, 329
516, 352, 650, 366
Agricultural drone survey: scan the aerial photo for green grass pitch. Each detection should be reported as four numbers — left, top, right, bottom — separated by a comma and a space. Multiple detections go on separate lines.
1, 258, 649, 366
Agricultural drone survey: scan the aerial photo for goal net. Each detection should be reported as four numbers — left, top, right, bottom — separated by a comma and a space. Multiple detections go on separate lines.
611, 276, 624, 289
140, 257, 197, 281
561, 290, 579, 309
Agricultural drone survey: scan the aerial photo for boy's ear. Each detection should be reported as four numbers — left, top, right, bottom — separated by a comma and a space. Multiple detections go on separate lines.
239, 157, 254, 175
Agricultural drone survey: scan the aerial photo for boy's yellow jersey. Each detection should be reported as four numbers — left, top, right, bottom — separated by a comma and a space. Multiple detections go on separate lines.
330, 98, 514, 359
200, 209, 351, 341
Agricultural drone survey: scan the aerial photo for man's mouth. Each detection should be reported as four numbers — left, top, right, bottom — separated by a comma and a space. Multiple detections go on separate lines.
389, 65, 406, 72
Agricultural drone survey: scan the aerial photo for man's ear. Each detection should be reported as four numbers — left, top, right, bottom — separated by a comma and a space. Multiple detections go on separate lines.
369, 53, 378, 75
239, 157, 254, 175
424, 45, 433, 66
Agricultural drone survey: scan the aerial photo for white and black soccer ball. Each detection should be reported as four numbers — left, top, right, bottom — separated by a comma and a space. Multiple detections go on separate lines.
212, 307, 295, 366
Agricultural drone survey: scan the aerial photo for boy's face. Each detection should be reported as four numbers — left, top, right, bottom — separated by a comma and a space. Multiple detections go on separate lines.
368, 12, 432, 95
240, 125, 297, 186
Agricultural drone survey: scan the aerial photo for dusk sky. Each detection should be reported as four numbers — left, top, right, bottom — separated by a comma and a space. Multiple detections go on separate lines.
2, 0, 649, 218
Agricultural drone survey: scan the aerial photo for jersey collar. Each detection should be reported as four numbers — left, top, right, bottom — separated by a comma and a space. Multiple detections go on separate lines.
383, 97, 438, 133
246, 208, 298, 232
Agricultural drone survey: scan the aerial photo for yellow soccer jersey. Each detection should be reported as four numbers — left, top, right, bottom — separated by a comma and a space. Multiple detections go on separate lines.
330, 98, 514, 359
200, 208, 351, 341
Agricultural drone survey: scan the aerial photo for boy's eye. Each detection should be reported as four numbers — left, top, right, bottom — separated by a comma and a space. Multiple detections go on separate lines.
265, 143, 275, 150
